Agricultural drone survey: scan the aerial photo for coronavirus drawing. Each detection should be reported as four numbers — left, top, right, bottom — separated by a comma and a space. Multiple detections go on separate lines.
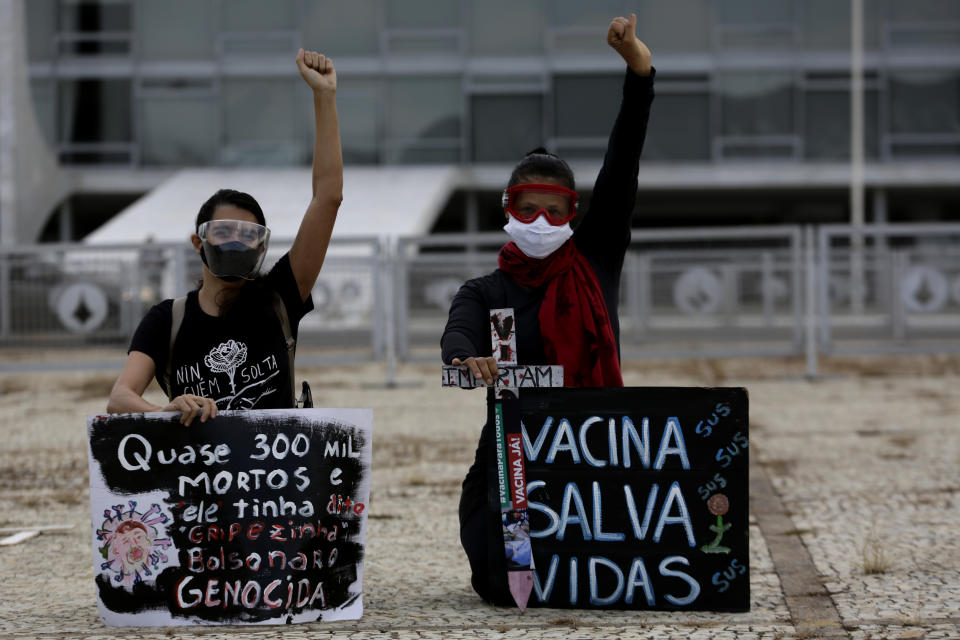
96, 501, 173, 588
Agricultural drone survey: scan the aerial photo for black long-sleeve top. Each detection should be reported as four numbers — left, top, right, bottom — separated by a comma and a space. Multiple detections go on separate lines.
441, 67, 655, 526
442, 67, 655, 368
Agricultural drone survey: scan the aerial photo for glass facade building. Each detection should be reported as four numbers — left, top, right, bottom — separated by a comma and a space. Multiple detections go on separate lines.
23, 0, 960, 230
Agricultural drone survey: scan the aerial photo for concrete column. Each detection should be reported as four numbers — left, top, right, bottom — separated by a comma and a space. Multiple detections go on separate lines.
872, 188, 890, 309
0, 0, 72, 246
872, 188, 888, 225
58, 200, 73, 242
849, 0, 866, 314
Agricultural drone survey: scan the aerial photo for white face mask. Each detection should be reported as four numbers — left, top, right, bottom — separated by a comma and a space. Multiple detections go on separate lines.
504, 215, 573, 259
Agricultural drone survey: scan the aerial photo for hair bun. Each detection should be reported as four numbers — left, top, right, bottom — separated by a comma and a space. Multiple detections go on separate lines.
509, 148, 575, 191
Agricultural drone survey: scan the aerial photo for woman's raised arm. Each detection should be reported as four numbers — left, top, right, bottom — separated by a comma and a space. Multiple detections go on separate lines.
573, 14, 654, 262
607, 13, 651, 76
289, 48, 344, 301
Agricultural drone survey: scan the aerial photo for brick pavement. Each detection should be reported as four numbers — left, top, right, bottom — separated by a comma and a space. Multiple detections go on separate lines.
0, 357, 956, 640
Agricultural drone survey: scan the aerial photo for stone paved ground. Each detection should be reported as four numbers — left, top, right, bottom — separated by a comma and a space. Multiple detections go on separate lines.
0, 353, 957, 640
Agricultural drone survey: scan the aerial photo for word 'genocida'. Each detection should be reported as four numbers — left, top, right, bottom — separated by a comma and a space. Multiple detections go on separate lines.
88, 410, 373, 625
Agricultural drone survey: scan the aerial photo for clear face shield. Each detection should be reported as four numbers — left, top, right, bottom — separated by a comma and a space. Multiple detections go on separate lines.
197, 219, 270, 281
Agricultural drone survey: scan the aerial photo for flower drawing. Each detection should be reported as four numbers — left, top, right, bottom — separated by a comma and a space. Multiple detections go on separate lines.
708, 493, 730, 517
701, 492, 732, 554
204, 340, 248, 394
96, 501, 172, 589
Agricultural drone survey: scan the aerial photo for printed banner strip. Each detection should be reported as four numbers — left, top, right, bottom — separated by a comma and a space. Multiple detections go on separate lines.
494, 403, 511, 512
506, 433, 527, 510
441, 365, 564, 389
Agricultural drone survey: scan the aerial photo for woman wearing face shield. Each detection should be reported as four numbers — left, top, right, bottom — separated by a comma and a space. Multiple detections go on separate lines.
107, 49, 342, 423
441, 15, 654, 605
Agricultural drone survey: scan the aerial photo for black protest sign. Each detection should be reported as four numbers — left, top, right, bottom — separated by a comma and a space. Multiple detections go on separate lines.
508, 387, 748, 611
86, 408, 372, 626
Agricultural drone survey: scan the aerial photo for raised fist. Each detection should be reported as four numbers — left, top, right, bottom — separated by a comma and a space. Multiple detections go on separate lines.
297, 48, 337, 93
607, 13, 652, 75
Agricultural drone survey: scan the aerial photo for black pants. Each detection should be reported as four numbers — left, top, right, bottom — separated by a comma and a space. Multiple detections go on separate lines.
460, 507, 516, 606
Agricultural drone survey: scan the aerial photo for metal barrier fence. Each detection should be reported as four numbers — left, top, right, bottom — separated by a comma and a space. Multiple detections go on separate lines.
3, 225, 960, 375
394, 232, 508, 361
619, 226, 804, 359
817, 224, 960, 357
394, 227, 806, 361
0, 237, 386, 365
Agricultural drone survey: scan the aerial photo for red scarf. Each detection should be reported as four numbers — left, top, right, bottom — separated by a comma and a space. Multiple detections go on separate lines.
498, 240, 623, 387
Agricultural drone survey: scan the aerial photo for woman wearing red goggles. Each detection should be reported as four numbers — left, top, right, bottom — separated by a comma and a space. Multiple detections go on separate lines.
442, 13, 655, 608
502, 183, 579, 226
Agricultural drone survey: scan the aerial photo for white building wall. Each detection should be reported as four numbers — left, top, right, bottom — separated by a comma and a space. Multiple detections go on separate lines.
0, 0, 70, 245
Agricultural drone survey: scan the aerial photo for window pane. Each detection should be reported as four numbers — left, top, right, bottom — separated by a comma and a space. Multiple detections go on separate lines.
802, 0, 881, 50
554, 74, 620, 137
25, 0, 56, 62
387, 33, 461, 54
889, 71, 960, 134
643, 92, 710, 161
472, 94, 542, 162
722, 143, 795, 158
58, 79, 132, 143
719, 0, 793, 24
551, 1, 624, 27
470, 0, 543, 56
304, 1, 379, 56
137, 0, 215, 60
804, 90, 846, 158
718, 0, 796, 50
802, 0, 849, 49
58, 1, 132, 56
887, 1, 960, 48
720, 73, 795, 136
804, 89, 879, 159
891, 142, 960, 157
140, 97, 218, 165
637, 0, 710, 53
393, 146, 460, 164
30, 79, 56, 147
719, 30, 795, 49
334, 79, 380, 164
222, 79, 301, 165
386, 0, 463, 59
220, 0, 294, 30
220, 33, 295, 56
887, 0, 960, 22
385, 77, 460, 139
547, 1, 626, 52
889, 28, 960, 48
386, 0, 459, 28
60, 1, 131, 32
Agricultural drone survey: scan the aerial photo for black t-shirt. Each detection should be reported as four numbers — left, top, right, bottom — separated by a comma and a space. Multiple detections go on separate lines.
129, 253, 313, 410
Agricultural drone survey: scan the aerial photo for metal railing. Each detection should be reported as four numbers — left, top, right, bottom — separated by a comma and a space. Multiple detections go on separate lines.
393, 227, 807, 362
817, 224, 960, 357
3, 225, 960, 377
0, 236, 386, 366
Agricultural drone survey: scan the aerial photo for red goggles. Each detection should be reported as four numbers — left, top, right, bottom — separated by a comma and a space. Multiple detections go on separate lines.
502, 183, 579, 226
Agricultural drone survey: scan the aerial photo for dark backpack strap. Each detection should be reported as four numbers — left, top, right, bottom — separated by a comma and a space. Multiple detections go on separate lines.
271, 292, 298, 407
163, 296, 187, 400
164, 293, 298, 407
